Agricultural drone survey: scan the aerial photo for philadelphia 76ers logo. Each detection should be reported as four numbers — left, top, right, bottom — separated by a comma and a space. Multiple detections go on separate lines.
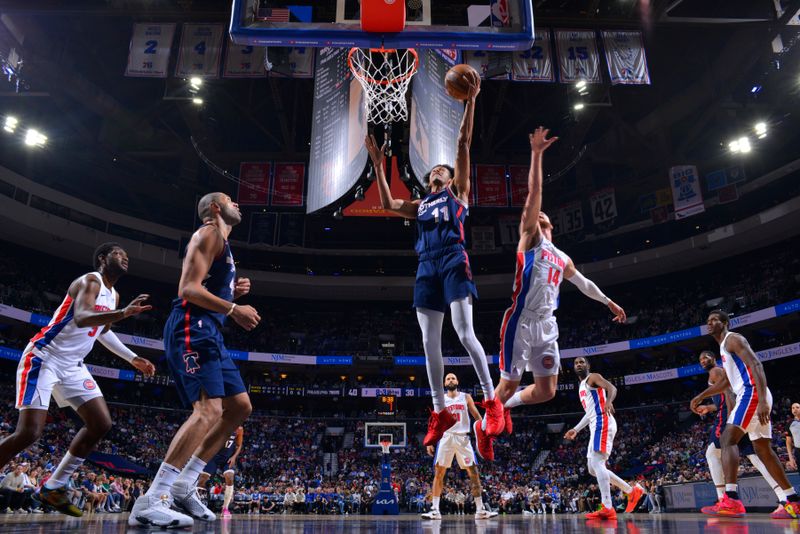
183, 352, 201, 374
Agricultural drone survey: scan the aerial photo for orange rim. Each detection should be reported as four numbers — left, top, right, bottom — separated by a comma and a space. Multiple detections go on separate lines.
347, 47, 419, 86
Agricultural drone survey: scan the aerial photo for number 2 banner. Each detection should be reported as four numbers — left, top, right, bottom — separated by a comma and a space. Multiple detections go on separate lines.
125, 23, 176, 78
555, 29, 601, 84
175, 23, 225, 78
223, 39, 267, 78
512, 29, 554, 82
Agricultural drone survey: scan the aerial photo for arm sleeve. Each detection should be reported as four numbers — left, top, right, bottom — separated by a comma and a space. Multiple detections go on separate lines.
567, 270, 610, 305
572, 411, 593, 433
97, 330, 137, 364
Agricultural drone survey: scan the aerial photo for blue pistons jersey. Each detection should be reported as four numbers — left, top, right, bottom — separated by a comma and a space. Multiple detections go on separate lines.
415, 186, 468, 255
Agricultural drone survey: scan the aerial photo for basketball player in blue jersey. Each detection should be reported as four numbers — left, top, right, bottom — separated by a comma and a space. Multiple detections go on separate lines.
694, 350, 788, 516
492, 128, 626, 450
365, 69, 503, 452
130, 193, 261, 528
197, 426, 244, 518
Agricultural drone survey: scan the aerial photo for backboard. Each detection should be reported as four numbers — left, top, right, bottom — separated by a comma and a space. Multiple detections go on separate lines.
364, 422, 407, 449
230, 0, 535, 51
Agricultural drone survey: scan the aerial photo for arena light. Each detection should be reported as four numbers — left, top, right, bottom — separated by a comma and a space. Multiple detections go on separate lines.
728, 137, 751, 154
574, 103, 585, 111
575, 80, 587, 90
189, 76, 203, 89
754, 122, 767, 139
24, 128, 47, 147
4, 116, 18, 133
192, 97, 203, 105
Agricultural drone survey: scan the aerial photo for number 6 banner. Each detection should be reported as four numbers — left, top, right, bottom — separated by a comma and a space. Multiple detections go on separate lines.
125, 23, 176, 78
175, 23, 225, 78
555, 29, 601, 84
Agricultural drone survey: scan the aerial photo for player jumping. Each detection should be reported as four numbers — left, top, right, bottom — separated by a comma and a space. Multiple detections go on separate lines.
197, 426, 244, 518
365, 69, 503, 451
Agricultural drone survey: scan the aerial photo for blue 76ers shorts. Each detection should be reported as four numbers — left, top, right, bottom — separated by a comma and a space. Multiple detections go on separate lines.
413, 245, 478, 313
711, 423, 755, 455
163, 304, 246, 408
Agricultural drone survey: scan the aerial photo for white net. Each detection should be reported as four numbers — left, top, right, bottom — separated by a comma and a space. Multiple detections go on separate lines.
348, 47, 419, 124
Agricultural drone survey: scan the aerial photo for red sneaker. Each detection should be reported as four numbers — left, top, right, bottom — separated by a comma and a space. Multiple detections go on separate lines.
423, 408, 458, 447
585, 505, 617, 520
473, 420, 495, 462
701, 500, 721, 515
717, 494, 746, 518
771, 503, 794, 519
503, 406, 513, 435
479, 397, 505, 437
624, 484, 645, 513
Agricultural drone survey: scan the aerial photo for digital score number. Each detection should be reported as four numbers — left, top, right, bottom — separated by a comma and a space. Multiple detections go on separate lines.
377, 395, 397, 417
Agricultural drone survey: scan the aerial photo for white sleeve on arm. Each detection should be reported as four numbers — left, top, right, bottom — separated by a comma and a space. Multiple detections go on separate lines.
572, 411, 593, 433
97, 331, 137, 363
567, 270, 610, 305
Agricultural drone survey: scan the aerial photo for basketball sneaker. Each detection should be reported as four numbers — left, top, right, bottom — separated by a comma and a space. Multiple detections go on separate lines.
423, 408, 458, 447
128, 493, 194, 528
701, 500, 721, 515
475, 509, 499, 519
474, 420, 495, 462
421, 509, 442, 520
716, 494, 746, 518
222, 507, 232, 518
171, 479, 216, 521
624, 484, 645, 513
479, 397, 505, 437
770, 502, 795, 519
585, 505, 617, 520
503, 407, 513, 435
33, 485, 82, 517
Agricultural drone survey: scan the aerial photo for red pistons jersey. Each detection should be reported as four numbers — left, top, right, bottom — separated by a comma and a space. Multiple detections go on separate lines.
28, 272, 117, 363
444, 391, 470, 435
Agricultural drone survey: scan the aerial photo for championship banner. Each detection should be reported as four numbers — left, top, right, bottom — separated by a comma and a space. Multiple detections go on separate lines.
669, 165, 705, 219
463, 50, 511, 80
508, 165, 528, 207
474, 164, 508, 207
271, 163, 305, 206
223, 41, 267, 78
589, 188, 617, 223
237, 162, 271, 205
175, 23, 225, 78
125, 23, 176, 78
554, 29, 601, 84
269, 47, 316, 78
601, 31, 651, 85
512, 29, 554, 82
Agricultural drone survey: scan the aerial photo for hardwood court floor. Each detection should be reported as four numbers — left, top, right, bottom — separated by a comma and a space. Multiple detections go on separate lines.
0, 512, 796, 533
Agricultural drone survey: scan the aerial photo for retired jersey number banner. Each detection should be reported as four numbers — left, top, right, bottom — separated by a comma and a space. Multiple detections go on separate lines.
555, 201, 584, 235
463, 50, 512, 80
555, 29, 601, 84
589, 188, 617, 223
237, 162, 271, 206
269, 47, 316, 79
670, 165, 705, 219
601, 31, 651, 85
474, 164, 508, 207
175, 23, 225, 78
508, 165, 529, 207
125, 23, 176, 78
271, 163, 305, 206
223, 40, 267, 78
512, 29, 554, 82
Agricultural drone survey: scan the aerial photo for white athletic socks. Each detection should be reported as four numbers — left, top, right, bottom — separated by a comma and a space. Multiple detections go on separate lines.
505, 391, 524, 409
45, 452, 85, 489
146, 462, 181, 497
706, 444, 725, 499
746, 454, 786, 502
449, 298, 495, 401
726, 484, 738, 493
223, 484, 234, 509
417, 308, 446, 412
176, 455, 207, 487
474, 496, 484, 511
432, 496, 440, 511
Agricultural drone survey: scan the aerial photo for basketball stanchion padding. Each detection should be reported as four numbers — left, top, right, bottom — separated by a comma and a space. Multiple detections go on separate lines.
361, 0, 406, 34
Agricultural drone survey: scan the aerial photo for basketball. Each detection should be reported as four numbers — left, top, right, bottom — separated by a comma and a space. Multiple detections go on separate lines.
445, 63, 480, 100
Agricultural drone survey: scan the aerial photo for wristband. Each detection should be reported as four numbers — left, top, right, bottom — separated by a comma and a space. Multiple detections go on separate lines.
226, 303, 237, 317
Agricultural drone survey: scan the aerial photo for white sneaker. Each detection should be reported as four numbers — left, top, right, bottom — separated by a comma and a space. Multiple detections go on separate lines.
128, 493, 194, 528
475, 509, 499, 519
421, 509, 442, 520
523, 510, 534, 515
171, 480, 216, 522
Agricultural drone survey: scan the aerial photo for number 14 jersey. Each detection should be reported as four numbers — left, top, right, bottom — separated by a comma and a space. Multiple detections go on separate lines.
513, 237, 569, 315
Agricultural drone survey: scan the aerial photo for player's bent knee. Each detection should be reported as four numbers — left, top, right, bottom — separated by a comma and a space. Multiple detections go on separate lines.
14, 425, 44, 446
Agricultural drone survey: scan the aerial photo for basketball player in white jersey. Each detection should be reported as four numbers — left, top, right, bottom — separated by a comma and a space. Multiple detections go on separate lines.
690, 310, 799, 518
564, 357, 644, 520
493, 128, 626, 447
422, 373, 498, 520
694, 350, 788, 516
0, 243, 155, 516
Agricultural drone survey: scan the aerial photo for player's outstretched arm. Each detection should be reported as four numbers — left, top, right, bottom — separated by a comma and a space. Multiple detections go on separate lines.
690, 374, 731, 414
588, 373, 617, 416
365, 134, 419, 218
563, 259, 626, 323
518, 128, 558, 250
72, 276, 151, 328
452, 73, 479, 203
725, 334, 770, 425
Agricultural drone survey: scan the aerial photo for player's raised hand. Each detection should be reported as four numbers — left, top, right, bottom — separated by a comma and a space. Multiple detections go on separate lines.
123, 294, 153, 318
529, 127, 558, 154
365, 134, 387, 167
231, 304, 261, 331
465, 69, 481, 99
234, 277, 251, 300
132, 356, 156, 377
564, 428, 577, 441
608, 300, 626, 323
426, 445, 435, 457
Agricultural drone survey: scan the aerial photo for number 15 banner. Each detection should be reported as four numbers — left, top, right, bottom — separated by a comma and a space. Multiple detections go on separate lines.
126, 23, 176, 78
176, 23, 225, 78
555, 29, 601, 84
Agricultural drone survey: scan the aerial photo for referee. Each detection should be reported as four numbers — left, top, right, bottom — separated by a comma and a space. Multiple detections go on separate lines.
787, 403, 800, 472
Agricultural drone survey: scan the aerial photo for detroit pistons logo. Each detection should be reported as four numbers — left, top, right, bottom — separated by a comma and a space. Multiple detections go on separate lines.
542, 356, 555, 369
83, 379, 96, 390
184, 352, 201, 374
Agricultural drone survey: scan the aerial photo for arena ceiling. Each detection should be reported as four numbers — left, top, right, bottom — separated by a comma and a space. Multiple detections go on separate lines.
0, 0, 799, 245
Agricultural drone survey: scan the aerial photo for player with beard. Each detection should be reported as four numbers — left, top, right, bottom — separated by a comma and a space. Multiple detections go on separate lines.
130, 193, 261, 528
564, 357, 643, 520
694, 350, 788, 516
0, 242, 154, 516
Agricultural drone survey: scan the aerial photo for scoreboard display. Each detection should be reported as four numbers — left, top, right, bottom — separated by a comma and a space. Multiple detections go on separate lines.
376, 395, 397, 417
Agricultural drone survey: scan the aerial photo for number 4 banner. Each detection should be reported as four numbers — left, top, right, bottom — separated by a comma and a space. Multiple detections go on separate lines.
175, 23, 225, 78
555, 29, 601, 84
125, 23, 176, 78
589, 188, 617, 223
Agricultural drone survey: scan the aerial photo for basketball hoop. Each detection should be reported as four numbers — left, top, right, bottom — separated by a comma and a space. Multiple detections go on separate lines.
348, 47, 419, 124
379, 438, 392, 455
